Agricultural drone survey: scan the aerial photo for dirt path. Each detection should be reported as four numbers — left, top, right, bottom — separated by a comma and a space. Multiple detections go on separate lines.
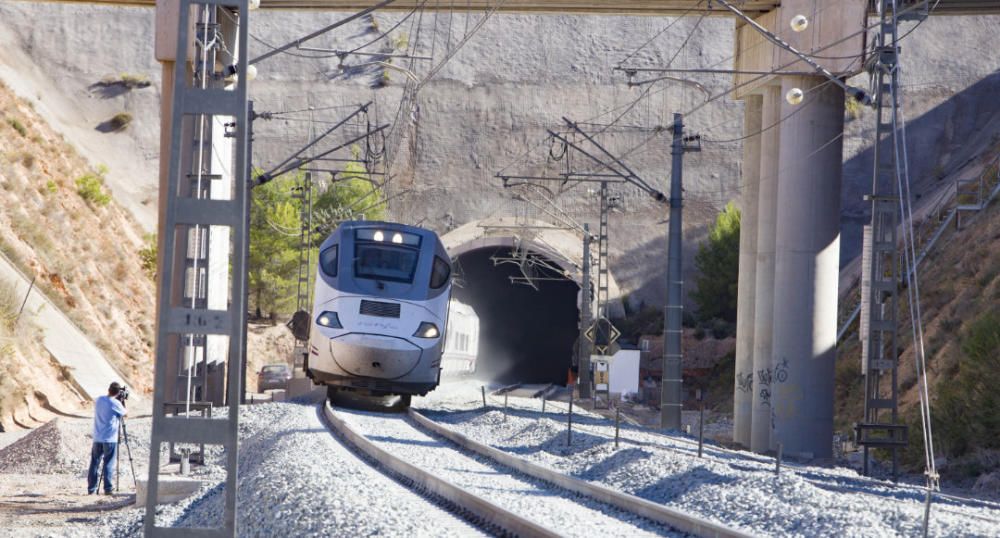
0, 473, 136, 537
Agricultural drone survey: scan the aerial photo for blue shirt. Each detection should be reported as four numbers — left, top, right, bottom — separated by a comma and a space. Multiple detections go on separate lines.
92, 395, 126, 443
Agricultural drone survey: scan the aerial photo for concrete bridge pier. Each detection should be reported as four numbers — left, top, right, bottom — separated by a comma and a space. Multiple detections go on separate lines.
732, 94, 762, 449
749, 85, 781, 453
730, 1, 864, 456
770, 75, 845, 459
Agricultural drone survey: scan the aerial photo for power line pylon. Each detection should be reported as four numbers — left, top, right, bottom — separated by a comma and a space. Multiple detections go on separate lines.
856, 0, 927, 479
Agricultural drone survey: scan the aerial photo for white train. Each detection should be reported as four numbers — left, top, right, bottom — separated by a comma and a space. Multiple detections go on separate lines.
441, 300, 479, 375
306, 221, 452, 406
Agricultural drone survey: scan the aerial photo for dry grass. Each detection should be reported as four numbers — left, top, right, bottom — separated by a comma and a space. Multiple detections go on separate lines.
836, 182, 1000, 473
0, 80, 157, 427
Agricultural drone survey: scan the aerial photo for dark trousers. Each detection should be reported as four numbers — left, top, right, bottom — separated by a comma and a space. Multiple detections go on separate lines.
87, 441, 118, 493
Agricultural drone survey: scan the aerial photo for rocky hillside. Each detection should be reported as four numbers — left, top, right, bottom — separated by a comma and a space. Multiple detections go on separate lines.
0, 80, 157, 429
835, 158, 1000, 487
3, 3, 999, 305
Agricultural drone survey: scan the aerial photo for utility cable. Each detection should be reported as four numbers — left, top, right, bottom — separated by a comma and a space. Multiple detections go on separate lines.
494, 7, 706, 179
337, 3, 427, 59
612, 27, 872, 164
617, 1, 705, 66
895, 63, 938, 491
896, 0, 942, 43
185, 4, 215, 415
699, 56, 861, 144
250, 0, 397, 65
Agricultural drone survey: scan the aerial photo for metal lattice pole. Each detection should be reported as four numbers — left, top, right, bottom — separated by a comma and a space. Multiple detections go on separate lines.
857, 0, 914, 479
597, 181, 610, 320
146, 1, 249, 535
577, 224, 592, 398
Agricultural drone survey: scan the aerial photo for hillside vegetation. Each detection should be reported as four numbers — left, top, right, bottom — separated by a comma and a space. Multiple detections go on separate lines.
836, 171, 1000, 486
0, 80, 155, 428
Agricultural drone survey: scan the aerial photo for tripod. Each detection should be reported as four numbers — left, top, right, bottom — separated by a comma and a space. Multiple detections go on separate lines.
116, 419, 139, 492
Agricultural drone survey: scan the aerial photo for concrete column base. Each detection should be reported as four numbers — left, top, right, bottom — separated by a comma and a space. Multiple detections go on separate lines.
135, 476, 203, 505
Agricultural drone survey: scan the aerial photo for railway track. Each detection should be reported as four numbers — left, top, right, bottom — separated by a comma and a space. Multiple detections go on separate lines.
324, 401, 748, 537
491, 383, 522, 396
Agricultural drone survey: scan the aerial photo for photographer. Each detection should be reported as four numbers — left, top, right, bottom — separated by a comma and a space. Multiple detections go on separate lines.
87, 382, 128, 495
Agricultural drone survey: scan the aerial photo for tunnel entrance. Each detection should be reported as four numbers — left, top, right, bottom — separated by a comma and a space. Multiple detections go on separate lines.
453, 246, 579, 385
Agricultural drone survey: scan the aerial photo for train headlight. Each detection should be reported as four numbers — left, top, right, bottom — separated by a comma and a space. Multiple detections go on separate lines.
391, 232, 403, 244
317, 311, 343, 329
373, 230, 384, 242
413, 322, 440, 339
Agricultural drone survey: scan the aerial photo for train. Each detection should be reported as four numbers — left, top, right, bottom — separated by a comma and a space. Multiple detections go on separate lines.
441, 299, 479, 375
306, 221, 452, 407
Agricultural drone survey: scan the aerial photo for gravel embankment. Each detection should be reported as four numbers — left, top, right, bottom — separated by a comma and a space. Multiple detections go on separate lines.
0, 415, 156, 480
333, 406, 684, 537
416, 383, 1000, 537
101, 398, 486, 537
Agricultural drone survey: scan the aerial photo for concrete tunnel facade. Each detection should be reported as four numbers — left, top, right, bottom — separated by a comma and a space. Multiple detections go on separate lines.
441, 217, 624, 384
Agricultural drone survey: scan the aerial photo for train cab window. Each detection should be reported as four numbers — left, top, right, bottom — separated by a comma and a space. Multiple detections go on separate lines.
320, 245, 338, 277
354, 244, 419, 283
430, 256, 451, 289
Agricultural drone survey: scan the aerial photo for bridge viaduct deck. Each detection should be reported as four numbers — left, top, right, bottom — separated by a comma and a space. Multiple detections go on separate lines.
45, 0, 1000, 15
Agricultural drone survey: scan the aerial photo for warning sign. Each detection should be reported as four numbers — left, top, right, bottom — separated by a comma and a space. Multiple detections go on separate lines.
585, 317, 620, 354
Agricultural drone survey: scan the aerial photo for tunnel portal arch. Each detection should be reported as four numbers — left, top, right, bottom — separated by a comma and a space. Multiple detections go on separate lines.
440, 217, 625, 384
441, 217, 625, 316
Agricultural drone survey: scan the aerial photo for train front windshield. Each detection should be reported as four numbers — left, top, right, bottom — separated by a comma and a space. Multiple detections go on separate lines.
354, 244, 420, 283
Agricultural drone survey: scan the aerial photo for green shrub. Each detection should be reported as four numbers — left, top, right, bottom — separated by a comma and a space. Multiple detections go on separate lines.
119, 73, 151, 89
75, 171, 111, 206
8, 118, 27, 137
692, 201, 741, 322
45, 180, 58, 194
393, 33, 409, 50
845, 96, 863, 121
138, 233, 157, 279
709, 318, 734, 339
910, 310, 1000, 474
109, 112, 132, 131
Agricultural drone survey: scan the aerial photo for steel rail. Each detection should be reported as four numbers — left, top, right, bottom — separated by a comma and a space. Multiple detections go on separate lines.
408, 407, 752, 538
322, 402, 559, 538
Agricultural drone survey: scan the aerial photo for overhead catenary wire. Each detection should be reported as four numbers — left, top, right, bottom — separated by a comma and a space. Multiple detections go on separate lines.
699, 58, 861, 145
498, 1, 866, 182
894, 63, 938, 490
608, 26, 875, 165
494, 6, 708, 178
336, 2, 428, 59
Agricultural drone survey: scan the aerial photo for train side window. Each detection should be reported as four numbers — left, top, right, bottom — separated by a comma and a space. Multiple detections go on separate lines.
430, 256, 451, 289
320, 245, 338, 277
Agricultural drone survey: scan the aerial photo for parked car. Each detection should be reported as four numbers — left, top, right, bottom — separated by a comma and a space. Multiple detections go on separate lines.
258, 363, 292, 391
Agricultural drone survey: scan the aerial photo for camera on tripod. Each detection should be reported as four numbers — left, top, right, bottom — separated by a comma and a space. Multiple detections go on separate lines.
115, 386, 129, 405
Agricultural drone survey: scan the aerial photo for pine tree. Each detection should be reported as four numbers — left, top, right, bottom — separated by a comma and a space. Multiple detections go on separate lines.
248, 149, 387, 320
692, 201, 741, 323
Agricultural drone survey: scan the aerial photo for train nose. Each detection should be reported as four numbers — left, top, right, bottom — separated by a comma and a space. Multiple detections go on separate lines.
330, 334, 423, 379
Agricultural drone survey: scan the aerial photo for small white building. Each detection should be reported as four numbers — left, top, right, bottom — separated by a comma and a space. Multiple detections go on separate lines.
591, 349, 640, 400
